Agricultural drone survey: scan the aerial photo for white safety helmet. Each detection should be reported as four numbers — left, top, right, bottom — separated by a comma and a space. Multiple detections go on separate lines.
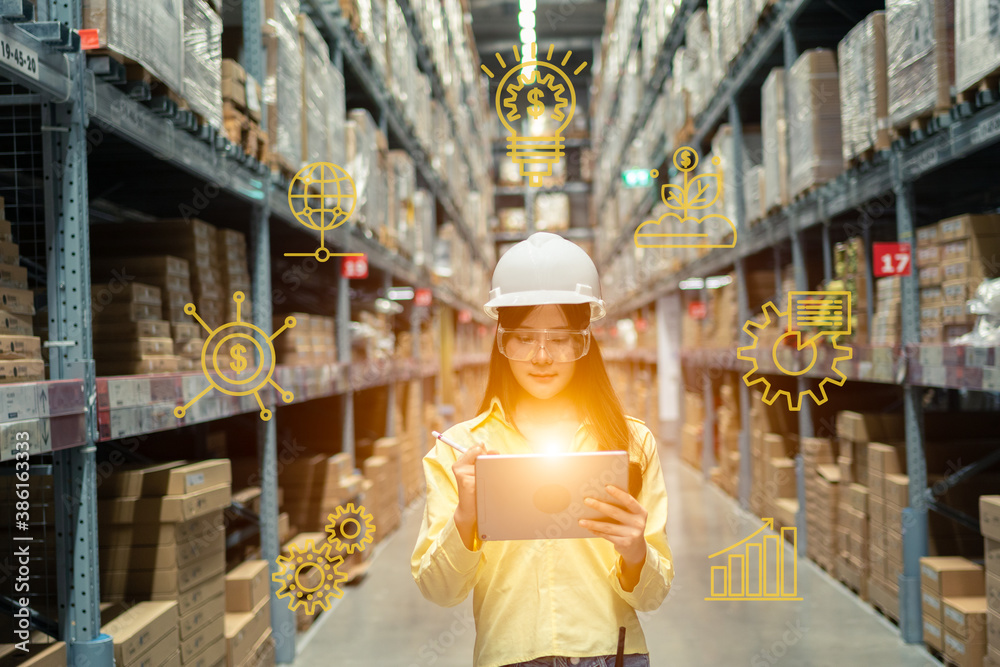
484, 232, 606, 321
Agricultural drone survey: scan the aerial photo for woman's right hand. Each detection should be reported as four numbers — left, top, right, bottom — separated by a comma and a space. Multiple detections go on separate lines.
452, 441, 497, 549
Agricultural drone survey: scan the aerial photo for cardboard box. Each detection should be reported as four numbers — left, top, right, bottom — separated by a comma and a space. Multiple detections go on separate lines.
884, 474, 909, 507
179, 592, 225, 640
989, 610, 1000, 651
917, 224, 940, 247
100, 461, 186, 498
0, 309, 33, 336
100, 534, 224, 571
0, 335, 40, 360
867, 442, 906, 475
985, 538, 1000, 578
989, 647, 1000, 667
178, 573, 226, 616
944, 596, 988, 642
989, 573, 1000, 615
938, 213, 1000, 242
0, 641, 66, 667
101, 550, 225, 597
982, 496, 1000, 542
225, 560, 270, 613
102, 601, 178, 666
924, 586, 944, 622
0, 359, 44, 383
921, 557, 985, 597
99, 484, 231, 524
224, 596, 271, 667
181, 612, 225, 663
100, 511, 225, 548
141, 460, 232, 496
924, 615, 944, 651
944, 630, 986, 667
183, 637, 225, 667
239, 627, 273, 667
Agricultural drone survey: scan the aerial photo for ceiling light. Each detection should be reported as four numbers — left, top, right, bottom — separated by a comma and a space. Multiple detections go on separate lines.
705, 275, 733, 289
374, 298, 404, 315
679, 278, 705, 290
519, 0, 535, 10
518, 11, 535, 29
387, 287, 415, 301
520, 28, 535, 48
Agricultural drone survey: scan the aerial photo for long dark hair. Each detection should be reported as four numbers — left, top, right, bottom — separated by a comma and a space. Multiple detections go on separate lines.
476, 304, 649, 496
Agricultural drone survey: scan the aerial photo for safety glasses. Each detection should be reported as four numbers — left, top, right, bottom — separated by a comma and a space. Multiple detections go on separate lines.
497, 326, 591, 362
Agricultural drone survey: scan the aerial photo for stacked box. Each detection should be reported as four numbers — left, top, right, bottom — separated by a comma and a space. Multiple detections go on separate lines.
273, 313, 336, 364
91, 283, 179, 375
838, 12, 889, 163
887, 0, 955, 129
788, 49, 843, 197
956, 0, 1000, 98
762, 67, 790, 211
279, 453, 362, 532
99, 462, 230, 666
385, 0, 418, 124
221, 59, 266, 161
825, 238, 869, 345
362, 452, 400, 542
263, 0, 303, 172
102, 602, 181, 667
744, 165, 765, 226
943, 596, 989, 667
299, 14, 331, 167
224, 561, 274, 667
714, 382, 741, 498
342, 0, 386, 78
867, 441, 907, 598
386, 150, 416, 252
217, 229, 251, 319
938, 214, 1000, 339
917, 222, 945, 341
83, 0, 184, 94
921, 557, 985, 653
802, 438, 837, 570
372, 437, 403, 530
873, 276, 902, 345
345, 109, 385, 235
0, 204, 42, 381
326, 63, 346, 168
182, 0, 223, 130
982, 497, 1000, 664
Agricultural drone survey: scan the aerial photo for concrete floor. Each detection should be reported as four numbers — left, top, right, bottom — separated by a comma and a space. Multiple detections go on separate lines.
293, 445, 942, 667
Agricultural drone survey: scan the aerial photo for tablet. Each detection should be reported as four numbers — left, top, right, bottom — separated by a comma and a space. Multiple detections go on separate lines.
475, 450, 629, 541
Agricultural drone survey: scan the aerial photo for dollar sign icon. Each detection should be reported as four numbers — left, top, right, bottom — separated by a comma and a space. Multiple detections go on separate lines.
527, 88, 545, 119
230, 344, 248, 375
680, 150, 692, 169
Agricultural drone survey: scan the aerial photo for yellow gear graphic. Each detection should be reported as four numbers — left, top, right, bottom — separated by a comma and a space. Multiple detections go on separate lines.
326, 503, 376, 555
738, 301, 852, 411
272, 539, 348, 615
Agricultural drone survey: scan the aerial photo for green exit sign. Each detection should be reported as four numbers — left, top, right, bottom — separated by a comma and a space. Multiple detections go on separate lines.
622, 169, 654, 188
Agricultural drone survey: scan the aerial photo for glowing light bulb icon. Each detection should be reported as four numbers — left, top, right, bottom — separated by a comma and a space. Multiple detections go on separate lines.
482, 43, 587, 187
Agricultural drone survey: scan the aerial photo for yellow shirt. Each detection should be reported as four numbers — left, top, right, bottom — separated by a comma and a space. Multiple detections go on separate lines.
411, 398, 675, 667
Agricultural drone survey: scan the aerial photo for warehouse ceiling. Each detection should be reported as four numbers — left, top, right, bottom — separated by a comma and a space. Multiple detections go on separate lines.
469, 0, 604, 56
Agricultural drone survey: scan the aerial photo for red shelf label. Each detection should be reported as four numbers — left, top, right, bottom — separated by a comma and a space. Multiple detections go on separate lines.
873, 242, 912, 277
341, 255, 368, 279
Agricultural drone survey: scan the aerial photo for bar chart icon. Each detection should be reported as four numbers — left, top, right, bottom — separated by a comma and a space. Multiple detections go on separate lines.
705, 518, 803, 602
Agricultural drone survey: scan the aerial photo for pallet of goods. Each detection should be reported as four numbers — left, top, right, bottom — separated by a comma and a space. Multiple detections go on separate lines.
262, 0, 303, 178
0, 203, 43, 382
92, 282, 180, 375
838, 12, 889, 166
787, 49, 843, 198
222, 59, 267, 162
224, 560, 275, 667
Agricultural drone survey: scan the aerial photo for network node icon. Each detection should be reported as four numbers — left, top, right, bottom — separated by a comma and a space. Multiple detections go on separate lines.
483, 43, 587, 188
174, 291, 295, 422
634, 146, 736, 249
285, 161, 364, 262
738, 292, 853, 411
273, 539, 348, 615
325, 503, 376, 555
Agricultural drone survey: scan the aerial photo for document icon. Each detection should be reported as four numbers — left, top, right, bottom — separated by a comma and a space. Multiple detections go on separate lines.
787, 291, 851, 348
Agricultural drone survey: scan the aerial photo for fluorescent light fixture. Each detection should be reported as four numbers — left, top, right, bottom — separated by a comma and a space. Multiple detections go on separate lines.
387, 287, 415, 301
518, 11, 535, 28
520, 28, 535, 47
705, 275, 733, 289
519, 0, 535, 10
679, 278, 705, 290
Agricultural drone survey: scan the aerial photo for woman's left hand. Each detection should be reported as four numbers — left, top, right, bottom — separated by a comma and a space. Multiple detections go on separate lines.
579, 485, 648, 567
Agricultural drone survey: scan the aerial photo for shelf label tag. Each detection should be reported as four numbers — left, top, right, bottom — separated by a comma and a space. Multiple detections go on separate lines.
414, 288, 432, 307
341, 255, 368, 279
0, 36, 39, 80
873, 242, 912, 277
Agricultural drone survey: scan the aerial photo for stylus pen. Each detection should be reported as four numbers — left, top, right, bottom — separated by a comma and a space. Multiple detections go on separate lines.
431, 430, 468, 455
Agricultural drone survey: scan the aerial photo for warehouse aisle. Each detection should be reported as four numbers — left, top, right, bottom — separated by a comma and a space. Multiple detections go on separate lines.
295, 444, 942, 667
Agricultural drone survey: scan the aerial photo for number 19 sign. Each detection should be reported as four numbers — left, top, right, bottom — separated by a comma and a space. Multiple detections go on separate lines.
873, 242, 912, 277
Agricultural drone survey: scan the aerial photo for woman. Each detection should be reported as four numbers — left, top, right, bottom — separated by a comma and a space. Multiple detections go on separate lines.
411, 232, 674, 667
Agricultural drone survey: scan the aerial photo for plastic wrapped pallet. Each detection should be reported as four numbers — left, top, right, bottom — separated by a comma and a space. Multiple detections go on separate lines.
718, 0, 742, 69
264, 0, 303, 171
327, 64, 346, 168
83, 0, 183, 94
955, 0, 1000, 97
412, 190, 435, 268
710, 124, 763, 228
348, 0, 387, 78
788, 49, 843, 197
744, 165, 765, 226
761, 68, 789, 210
685, 9, 714, 117
346, 109, 379, 232
386, 0, 417, 121
299, 14, 330, 166
387, 150, 416, 252
838, 12, 889, 164
886, 0, 955, 129
534, 194, 570, 232
181, 0, 222, 129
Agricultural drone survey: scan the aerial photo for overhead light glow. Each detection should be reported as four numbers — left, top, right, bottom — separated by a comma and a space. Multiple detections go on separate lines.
679, 278, 705, 290
374, 298, 404, 315
387, 287, 415, 301
518, 11, 535, 28
520, 29, 535, 48
705, 275, 733, 289
519, 0, 535, 10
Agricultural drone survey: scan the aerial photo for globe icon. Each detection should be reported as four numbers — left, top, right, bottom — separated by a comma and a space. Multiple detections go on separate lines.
288, 162, 357, 233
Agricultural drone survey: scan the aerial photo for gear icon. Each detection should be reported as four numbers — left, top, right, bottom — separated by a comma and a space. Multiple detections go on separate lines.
272, 540, 348, 615
326, 503, 376, 554
738, 300, 852, 411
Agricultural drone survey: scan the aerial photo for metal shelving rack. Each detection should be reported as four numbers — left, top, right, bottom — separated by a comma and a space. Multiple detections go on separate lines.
0, 0, 492, 662
594, 0, 1000, 646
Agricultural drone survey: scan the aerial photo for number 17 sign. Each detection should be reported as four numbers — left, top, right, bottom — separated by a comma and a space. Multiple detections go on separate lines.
873, 242, 912, 277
